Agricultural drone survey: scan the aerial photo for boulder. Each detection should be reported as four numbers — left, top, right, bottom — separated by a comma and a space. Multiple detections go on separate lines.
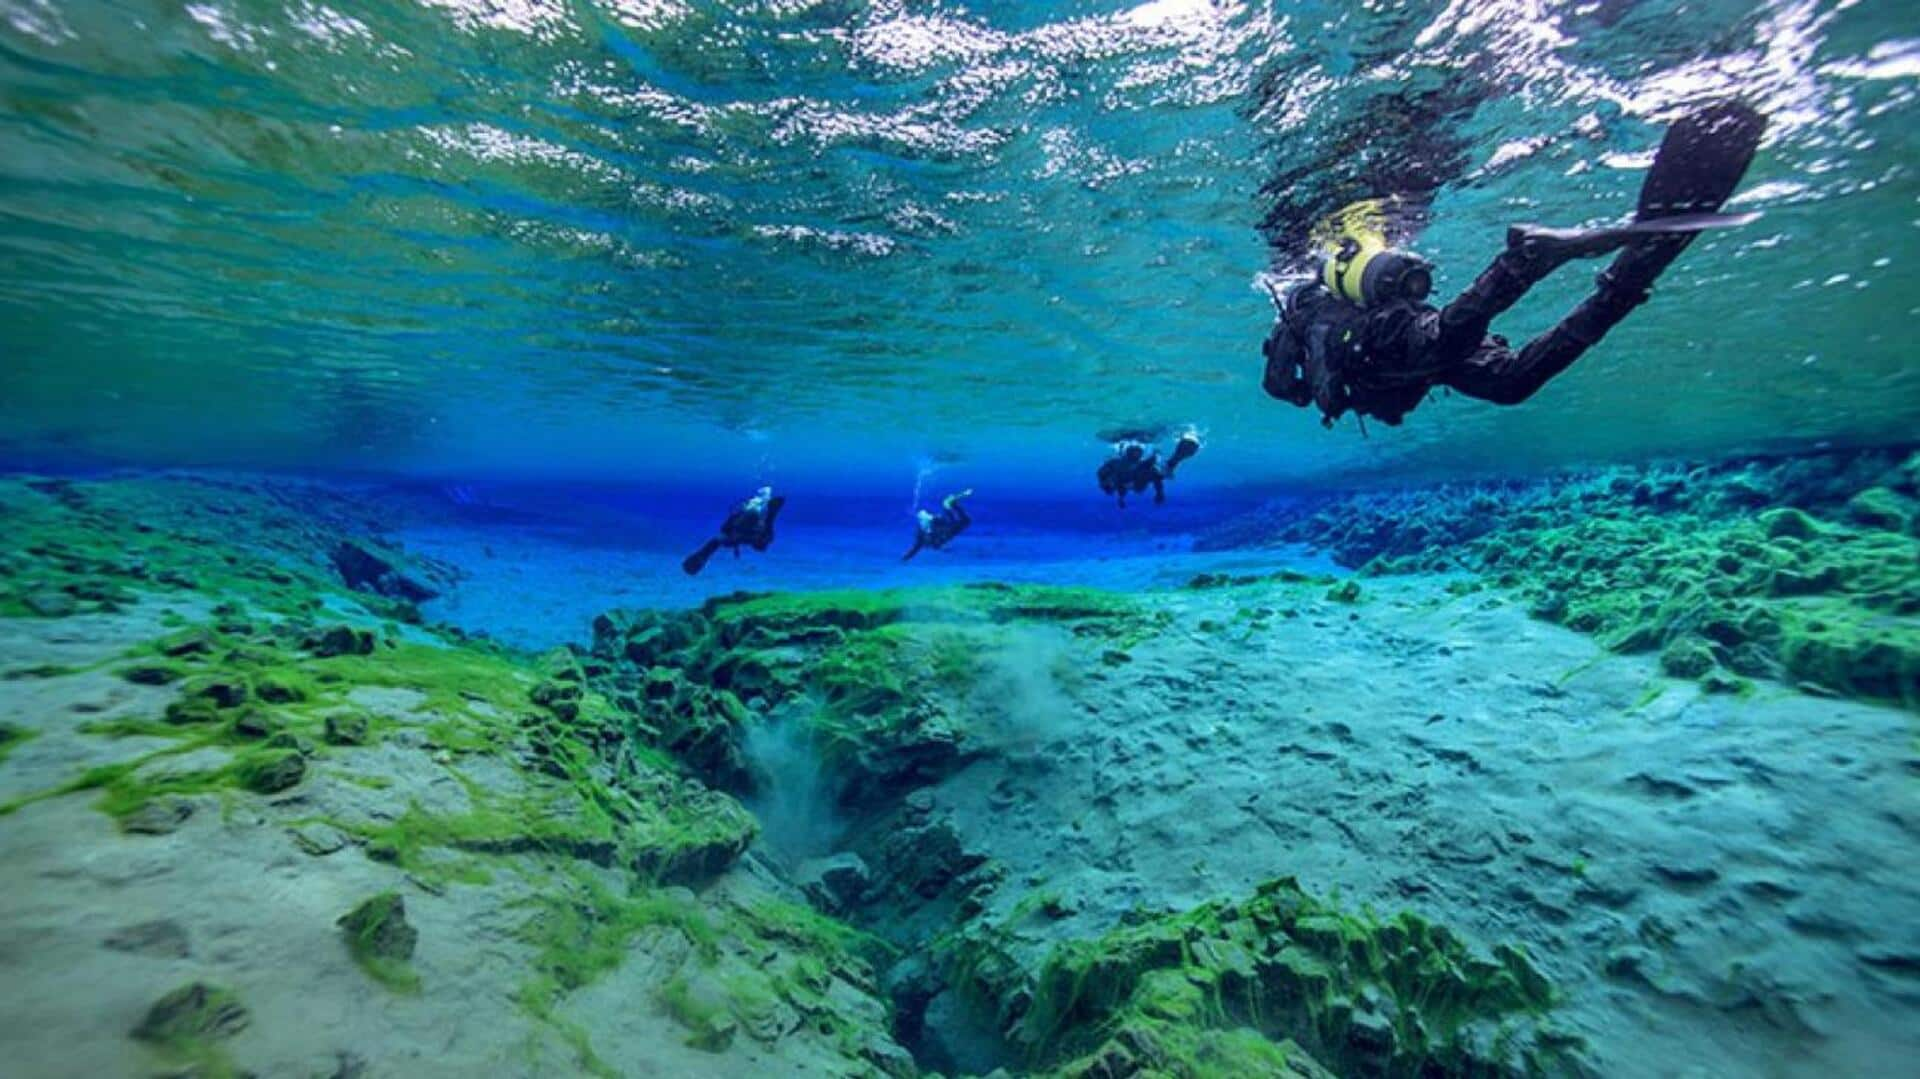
21, 588, 75, 618
238, 749, 306, 793
338, 892, 418, 963
122, 797, 194, 835
131, 982, 248, 1043
324, 712, 373, 746
798, 853, 872, 914
331, 538, 441, 602
306, 624, 377, 658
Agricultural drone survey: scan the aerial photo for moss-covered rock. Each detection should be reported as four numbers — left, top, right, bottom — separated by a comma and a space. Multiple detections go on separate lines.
131, 981, 248, 1043
1659, 637, 1717, 679
1216, 449, 1920, 710
236, 749, 305, 793
942, 876, 1577, 1078
339, 892, 421, 992
323, 711, 373, 746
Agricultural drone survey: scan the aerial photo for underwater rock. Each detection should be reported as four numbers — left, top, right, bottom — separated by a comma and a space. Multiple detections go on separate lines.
661, 972, 740, 1052
331, 538, 441, 602
323, 711, 372, 746
231, 708, 279, 739
339, 892, 418, 962
291, 823, 351, 857
120, 663, 181, 686
122, 796, 194, 835
253, 671, 308, 704
104, 919, 191, 959
948, 875, 1577, 1078
132, 982, 249, 1043
1659, 637, 1717, 679
183, 675, 249, 710
1845, 487, 1911, 533
305, 623, 377, 657
21, 588, 76, 617
798, 852, 872, 914
237, 749, 305, 793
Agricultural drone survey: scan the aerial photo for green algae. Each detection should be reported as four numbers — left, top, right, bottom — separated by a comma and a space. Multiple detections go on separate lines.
1255, 449, 1920, 708
0, 721, 34, 766
939, 876, 1573, 1078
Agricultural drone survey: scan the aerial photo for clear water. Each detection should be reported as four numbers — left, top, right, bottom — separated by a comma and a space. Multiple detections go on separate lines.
1, 0, 1915, 493
3, 4, 1919, 1078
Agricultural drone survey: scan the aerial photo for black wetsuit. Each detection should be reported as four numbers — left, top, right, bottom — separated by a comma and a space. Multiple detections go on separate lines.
903, 496, 971, 561
1262, 238, 1672, 426
1263, 100, 1767, 427
1098, 437, 1199, 507
683, 490, 785, 575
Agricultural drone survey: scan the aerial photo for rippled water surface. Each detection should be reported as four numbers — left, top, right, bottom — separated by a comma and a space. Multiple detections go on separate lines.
1, 0, 1915, 490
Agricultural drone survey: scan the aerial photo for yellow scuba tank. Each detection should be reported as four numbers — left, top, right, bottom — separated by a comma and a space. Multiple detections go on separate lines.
1314, 199, 1434, 308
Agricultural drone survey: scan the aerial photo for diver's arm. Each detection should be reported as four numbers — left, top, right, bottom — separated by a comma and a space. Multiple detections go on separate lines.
902, 536, 925, 561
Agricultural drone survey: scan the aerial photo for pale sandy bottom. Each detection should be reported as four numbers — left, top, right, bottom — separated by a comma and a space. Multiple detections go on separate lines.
916, 576, 1920, 1078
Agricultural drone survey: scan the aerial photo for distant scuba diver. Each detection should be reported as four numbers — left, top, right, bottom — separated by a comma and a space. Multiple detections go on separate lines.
1097, 432, 1201, 508
1261, 100, 1768, 427
903, 490, 973, 561
682, 486, 785, 575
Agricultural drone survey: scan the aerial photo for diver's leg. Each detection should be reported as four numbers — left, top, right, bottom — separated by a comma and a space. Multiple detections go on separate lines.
1440, 274, 1644, 406
1153, 477, 1166, 504
681, 538, 723, 576
1431, 245, 1570, 360
950, 504, 970, 528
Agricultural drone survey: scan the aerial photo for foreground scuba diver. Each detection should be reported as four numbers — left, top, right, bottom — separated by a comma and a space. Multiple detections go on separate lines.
1097, 432, 1201, 508
902, 489, 973, 561
682, 486, 785, 575
1262, 100, 1768, 426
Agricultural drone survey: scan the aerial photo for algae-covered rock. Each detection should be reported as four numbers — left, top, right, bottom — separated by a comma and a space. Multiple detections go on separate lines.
1759, 507, 1819, 540
959, 876, 1577, 1078
331, 537, 442, 602
1845, 487, 1911, 532
132, 982, 248, 1043
122, 796, 194, 835
22, 588, 77, 617
182, 675, 249, 710
323, 711, 373, 746
339, 892, 418, 960
1326, 579, 1362, 603
306, 623, 377, 657
1659, 637, 1717, 679
237, 749, 305, 793
253, 671, 308, 703
660, 972, 739, 1052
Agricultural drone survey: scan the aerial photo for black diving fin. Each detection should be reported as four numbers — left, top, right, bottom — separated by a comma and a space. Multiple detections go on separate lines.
1510, 99, 1769, 263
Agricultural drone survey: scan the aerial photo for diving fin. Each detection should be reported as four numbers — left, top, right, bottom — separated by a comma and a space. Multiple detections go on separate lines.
1637, 99, 1768, 221
1508, 212, 1760, 261
1509, 100, 1768, 263
682, 539, 722, 576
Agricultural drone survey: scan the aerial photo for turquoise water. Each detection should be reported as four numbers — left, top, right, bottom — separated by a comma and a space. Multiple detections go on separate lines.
3, 5, 1920, 1079
2, 0, 1915, 491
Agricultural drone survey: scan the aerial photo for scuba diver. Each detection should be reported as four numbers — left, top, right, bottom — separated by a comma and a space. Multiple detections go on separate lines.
682, 486, 785, 575
1261, 100, 1768, 427
902, 489, 973, 561
1097, 432, 1202, 508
